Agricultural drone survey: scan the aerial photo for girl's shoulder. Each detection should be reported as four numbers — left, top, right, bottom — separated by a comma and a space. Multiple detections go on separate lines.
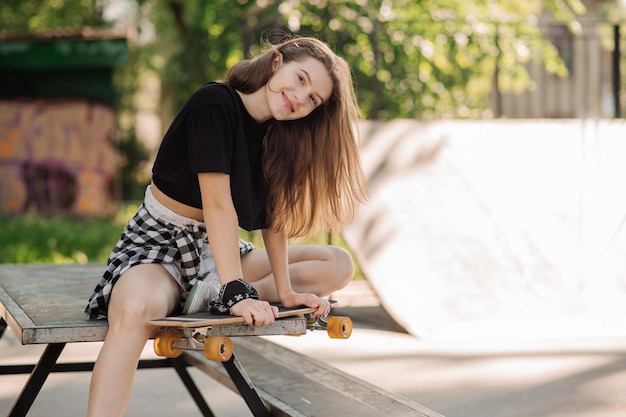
191, 82, 240, 107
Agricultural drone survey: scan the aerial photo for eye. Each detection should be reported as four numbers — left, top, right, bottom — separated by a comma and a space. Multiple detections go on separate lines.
297, 74, 305, 84
309, 96, 317, 105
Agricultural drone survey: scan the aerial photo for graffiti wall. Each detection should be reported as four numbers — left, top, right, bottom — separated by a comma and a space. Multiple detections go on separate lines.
0, 99, 120, 217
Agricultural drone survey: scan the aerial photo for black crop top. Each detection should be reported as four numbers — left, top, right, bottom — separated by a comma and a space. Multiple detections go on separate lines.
152, 82, 272, 231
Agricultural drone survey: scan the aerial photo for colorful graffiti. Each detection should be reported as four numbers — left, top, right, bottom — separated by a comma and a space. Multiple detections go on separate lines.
0, 99, 120, 217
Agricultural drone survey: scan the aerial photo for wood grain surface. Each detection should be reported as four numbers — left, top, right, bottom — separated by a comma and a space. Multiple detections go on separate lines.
0, 263, 107, 344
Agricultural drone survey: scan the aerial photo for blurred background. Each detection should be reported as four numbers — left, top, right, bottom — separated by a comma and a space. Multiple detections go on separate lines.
1, 1, 626, 416
1, 0, 625, 334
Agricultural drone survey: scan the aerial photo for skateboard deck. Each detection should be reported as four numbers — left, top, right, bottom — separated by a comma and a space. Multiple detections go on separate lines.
149, 303, 321, 328
149, 300, 351, 362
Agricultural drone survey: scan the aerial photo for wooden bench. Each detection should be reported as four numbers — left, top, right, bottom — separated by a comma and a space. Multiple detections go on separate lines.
190, 337, 442, 417
0, 263, 444, 417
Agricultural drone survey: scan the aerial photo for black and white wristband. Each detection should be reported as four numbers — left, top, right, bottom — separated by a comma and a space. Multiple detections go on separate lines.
208, 278, 259, 315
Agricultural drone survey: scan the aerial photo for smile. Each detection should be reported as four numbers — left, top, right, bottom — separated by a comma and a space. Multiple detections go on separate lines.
282, 92, 295, 113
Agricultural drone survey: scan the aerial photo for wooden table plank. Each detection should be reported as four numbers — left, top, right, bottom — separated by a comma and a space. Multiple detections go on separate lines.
186, 337, 445, 417
0, 263, 108, 344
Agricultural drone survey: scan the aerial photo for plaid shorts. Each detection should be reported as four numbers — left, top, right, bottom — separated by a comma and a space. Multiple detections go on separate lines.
85, 186, 255, 320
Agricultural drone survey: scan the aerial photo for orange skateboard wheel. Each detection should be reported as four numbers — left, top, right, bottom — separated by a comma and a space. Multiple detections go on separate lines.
203, 336, 233, 362
326, 317, 352, 339
154, 331, 183, 358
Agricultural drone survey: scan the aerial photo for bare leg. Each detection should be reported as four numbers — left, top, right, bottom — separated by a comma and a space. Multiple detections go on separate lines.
241, 244, 354, 301
87, 264, 180, 417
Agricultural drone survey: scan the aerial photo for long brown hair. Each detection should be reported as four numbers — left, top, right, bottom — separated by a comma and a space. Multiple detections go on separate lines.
226, 37, 369, 237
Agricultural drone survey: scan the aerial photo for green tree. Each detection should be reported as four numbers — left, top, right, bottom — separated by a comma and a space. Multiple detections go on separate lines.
137, 0, 587, 119
141, 1, 282, 120
0, 0, 109, 32
280, 0, 586, 119
0, 0, 589, 121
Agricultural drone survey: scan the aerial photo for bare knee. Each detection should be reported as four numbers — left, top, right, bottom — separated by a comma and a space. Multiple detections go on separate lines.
328, 246, 355, 292
106, 265, 179, 335
108, 299, 149, 325
107, 298, 154, 335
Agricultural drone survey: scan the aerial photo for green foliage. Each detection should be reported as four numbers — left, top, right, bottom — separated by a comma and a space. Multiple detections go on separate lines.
130, 0, 586, 119
111, 43, 151, 200
117, 130, 150, 200
0, 203, 140, 264
0, 0, 587, 120
0, 0, 109, 33
144, 1, 250, 113
282, 0, 581, 119
0, 205, 363, 280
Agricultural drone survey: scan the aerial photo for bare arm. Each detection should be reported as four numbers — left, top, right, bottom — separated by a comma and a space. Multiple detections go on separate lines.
198, 172, 243, 284
262, 227, 331, 316
261, 227, 291, 298
198, 172, 277, 324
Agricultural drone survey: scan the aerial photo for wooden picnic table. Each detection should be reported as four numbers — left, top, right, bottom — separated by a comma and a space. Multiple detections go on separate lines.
0, 263, 444, 417
0, 263, 231, 417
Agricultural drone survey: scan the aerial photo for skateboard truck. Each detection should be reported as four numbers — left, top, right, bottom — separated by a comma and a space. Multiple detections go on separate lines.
306, 313, 352, 339
152, 312, 352, 362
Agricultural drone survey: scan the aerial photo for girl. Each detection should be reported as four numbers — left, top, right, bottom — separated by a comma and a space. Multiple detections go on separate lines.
85, 36, 368, 416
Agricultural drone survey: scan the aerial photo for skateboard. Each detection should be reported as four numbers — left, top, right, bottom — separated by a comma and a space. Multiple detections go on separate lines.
149, 300, 352, 362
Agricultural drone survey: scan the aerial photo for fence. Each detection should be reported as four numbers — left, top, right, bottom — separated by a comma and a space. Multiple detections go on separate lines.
494, 23, 624, 119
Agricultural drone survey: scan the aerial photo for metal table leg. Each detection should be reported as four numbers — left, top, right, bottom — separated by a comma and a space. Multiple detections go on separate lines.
0, 317, 7, 340
221, 354, 270, 417
170, 357, 217, 417
8, 343, 65, 417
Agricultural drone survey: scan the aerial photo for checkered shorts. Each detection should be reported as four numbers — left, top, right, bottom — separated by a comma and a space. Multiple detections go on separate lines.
85, 187, 255, 320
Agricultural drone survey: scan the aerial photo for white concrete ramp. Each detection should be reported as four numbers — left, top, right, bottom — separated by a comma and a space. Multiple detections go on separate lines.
343, 119, 626, 340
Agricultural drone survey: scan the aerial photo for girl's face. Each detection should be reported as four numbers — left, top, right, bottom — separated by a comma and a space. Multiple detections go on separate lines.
266, 56, 333, 121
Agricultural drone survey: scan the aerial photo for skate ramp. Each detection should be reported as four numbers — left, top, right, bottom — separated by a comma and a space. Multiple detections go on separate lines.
342, 119, 626, 340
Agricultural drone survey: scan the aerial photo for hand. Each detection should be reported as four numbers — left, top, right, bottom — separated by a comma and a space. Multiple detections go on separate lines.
230, 299, 279, 327
280, 290, 331, 318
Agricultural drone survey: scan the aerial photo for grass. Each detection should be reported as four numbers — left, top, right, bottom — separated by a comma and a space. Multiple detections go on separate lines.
0, 204, 362, 279
0, 203, 141, 264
